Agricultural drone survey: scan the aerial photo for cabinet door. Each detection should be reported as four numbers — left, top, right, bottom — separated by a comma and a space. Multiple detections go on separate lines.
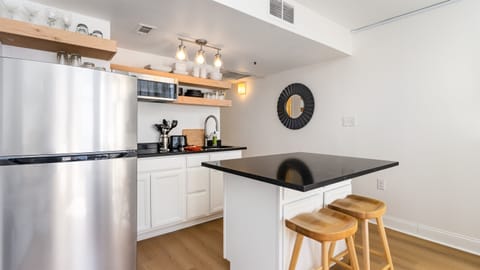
187, 167, 210, 193
150, 169, 186, 228
137, 172, 151, 232
187, 191, 210, 219
210, 169, 224, 213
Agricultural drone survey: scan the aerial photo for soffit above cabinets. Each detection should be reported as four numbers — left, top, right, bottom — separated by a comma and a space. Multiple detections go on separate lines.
32, 0, 351, 77
294, 0, 452, 30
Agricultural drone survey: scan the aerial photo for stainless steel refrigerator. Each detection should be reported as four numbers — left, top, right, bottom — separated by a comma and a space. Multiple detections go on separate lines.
0, 57, 137, 270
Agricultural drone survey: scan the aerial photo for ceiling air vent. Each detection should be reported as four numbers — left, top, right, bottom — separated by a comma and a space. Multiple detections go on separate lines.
269, 0, 294, 24
270, 0, 282, 19
222, 70, 251, 81
136, 23, 156, 35
283, 2, 294, 24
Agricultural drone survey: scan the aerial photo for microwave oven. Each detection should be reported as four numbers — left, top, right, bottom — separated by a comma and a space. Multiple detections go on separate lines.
134, 73, 178, 102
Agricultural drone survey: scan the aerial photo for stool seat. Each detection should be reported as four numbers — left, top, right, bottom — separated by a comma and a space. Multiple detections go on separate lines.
328, 194, 386, 219
328, 195, 394, 270
286, 208, 360, 270
286, 208, 357, 242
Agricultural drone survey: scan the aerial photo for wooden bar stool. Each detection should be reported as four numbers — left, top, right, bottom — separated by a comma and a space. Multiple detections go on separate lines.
328, 195, 394, 270
285, 208, 360, 270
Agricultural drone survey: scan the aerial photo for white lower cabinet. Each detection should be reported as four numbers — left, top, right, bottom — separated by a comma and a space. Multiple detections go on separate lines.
209, 151, 242, 213
150, 170, 186, 227
137, 150, 242, 240
186, 154, 210, 219
187, 191, 210, 219
137, 172, 151, 232
210, 170, 224, 213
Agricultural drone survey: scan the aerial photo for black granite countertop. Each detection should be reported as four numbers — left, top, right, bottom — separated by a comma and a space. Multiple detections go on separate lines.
202, 152, 398, 192
138, 146, 246, 158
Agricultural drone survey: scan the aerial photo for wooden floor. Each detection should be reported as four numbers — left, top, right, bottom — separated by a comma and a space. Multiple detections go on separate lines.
137, 218, 480, 270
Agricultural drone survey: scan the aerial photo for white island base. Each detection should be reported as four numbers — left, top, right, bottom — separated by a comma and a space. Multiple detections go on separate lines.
223, 173, 352, 270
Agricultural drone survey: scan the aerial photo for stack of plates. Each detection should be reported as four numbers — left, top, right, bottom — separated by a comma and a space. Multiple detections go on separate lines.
185, 89, 204, 98
144, 64, 172, 73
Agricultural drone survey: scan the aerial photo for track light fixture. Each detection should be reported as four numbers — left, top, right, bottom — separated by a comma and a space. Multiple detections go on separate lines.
176, 40, 186, 60
214, 50, 222, 68
175, 38, 223, 68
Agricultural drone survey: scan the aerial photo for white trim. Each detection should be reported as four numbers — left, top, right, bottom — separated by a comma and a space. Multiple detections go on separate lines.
137, 213, 223, 241
382, 215, 480, 256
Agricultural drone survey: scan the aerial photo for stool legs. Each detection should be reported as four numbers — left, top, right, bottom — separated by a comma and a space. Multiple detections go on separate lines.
289, 234, 304, 270
321, 241, 330, 270
361, 219, 370, 270
289, 235, 361, 270
376, 217, 394, 270
346, 236, 360, 270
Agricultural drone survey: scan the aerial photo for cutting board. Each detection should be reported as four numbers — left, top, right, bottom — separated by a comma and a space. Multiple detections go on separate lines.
182, 129, 205, 146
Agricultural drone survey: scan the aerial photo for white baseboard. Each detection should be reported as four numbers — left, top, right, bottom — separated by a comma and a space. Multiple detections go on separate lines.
382, 215, 480, 256
137, 213, 223, 241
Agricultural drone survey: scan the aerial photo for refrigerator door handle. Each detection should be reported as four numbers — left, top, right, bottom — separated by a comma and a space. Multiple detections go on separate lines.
0, 151, 137, 166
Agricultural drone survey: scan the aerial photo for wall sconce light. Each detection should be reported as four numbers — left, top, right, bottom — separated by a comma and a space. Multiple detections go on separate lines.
237, 82, 246, 95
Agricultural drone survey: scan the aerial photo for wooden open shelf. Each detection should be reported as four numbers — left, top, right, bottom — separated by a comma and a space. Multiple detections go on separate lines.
175, 96, 232, 107
110, 64, 232, 90
0, 17, 117, 60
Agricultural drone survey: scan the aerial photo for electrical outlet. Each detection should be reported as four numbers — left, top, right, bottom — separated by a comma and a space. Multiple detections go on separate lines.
377, 178, 386, 191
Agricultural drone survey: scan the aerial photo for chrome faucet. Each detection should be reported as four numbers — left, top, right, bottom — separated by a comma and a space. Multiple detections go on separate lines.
204, 115, 219, 147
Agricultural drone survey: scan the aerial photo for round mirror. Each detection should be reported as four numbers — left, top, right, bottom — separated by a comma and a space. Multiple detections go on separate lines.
285, 94, 304, 119
277, 83, 315, 130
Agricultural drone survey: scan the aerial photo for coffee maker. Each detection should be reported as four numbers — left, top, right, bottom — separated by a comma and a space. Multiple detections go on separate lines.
154, 119, 178, 152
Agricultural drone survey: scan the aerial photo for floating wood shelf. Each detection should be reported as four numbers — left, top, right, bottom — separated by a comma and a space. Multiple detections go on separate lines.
175, 96, 232, 107
110, 64, 232, 90
0, 17, 117, 60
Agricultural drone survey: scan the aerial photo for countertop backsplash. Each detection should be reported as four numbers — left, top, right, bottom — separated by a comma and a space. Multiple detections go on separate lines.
137, 101, 220, 143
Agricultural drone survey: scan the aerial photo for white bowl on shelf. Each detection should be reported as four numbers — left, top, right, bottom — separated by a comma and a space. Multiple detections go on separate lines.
145, 64, 172, 73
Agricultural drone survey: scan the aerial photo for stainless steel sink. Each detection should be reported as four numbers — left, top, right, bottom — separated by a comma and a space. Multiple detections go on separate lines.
203, 145, 234, 150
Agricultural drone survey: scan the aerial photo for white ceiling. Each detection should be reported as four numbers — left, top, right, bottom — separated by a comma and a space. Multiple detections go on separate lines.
295, 0, 449, 30
33, 0, 452, 76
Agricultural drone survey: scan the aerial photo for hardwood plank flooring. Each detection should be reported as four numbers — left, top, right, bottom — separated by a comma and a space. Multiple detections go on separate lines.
137, 218, 480, 270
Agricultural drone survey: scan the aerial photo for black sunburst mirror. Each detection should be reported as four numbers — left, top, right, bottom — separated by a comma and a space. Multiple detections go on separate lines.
277, 83, 315, 130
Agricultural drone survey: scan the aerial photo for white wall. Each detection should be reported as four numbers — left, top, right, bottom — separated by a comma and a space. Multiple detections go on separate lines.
221, 0, 480, 254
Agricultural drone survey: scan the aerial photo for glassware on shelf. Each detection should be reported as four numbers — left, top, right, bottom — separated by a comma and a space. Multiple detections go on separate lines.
90, 30, 103, 38
62, 13, 72, 30
75, 23, 89, 35
69, 54, 82, 67
24, 2, 40, 23
46, 9, 56, 27
3, 0, 20, 20
56, 51, 68, 65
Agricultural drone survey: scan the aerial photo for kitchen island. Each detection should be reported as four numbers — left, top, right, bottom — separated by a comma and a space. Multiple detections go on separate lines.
202, 152, 398, 270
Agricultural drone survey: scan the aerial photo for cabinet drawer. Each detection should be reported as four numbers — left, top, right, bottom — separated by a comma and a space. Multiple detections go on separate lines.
187, 167, 210, 193
187, 191, 209, 219
186, 154, 210, 168
209, 150, 241, 162
282, 187, 324, 204
323, 182, 352, 205
138, 156, 185, 172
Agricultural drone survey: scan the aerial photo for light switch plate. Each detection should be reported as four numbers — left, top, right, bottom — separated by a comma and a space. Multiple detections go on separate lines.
342, 116, 356, 127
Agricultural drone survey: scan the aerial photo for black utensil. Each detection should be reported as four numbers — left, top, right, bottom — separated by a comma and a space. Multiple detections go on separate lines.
171, 120, 178, 129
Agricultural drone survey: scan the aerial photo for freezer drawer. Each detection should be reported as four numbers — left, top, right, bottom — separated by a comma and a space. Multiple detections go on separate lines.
0, 57, 137, 156
0, 157, 137, 270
